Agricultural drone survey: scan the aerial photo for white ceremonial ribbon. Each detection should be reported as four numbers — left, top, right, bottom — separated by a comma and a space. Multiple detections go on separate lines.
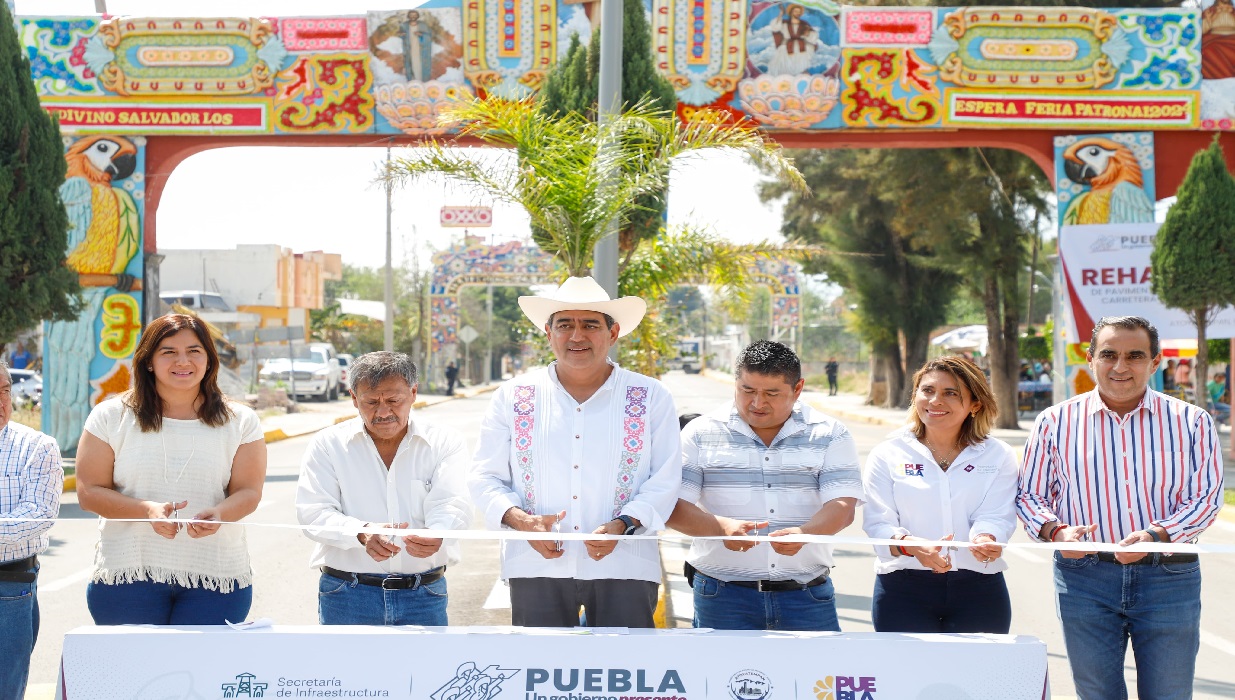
4, 516, 1234, 554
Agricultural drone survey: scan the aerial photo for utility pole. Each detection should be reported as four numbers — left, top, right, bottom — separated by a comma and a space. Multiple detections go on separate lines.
594, 0, 623, 359
384, 144, 395, 352
485, 229, 494, 384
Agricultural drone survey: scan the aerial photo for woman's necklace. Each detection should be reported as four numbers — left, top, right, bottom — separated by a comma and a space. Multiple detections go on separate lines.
162, 430, 195, 484
924, 437, 960, 471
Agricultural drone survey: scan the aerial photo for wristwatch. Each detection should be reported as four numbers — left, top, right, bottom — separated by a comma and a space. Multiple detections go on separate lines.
615, 514, 638, 536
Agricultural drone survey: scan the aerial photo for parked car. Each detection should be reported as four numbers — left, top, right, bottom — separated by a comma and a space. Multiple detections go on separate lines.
9, 369, 42, 407
159, 290, 232, 312
259, 343, 342, 401
337, 353, 355, 393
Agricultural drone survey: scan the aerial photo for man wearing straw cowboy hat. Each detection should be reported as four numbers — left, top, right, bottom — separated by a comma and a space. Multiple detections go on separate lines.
470, 276, 681, 627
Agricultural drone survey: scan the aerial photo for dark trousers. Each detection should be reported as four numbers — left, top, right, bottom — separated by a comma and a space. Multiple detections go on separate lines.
827, 375, 838, 395
509, 577, 658, 628
872, 568, 1011, 634
446, 377, 457, 395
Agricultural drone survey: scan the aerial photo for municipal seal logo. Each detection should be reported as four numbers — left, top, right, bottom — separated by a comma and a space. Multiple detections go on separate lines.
729, 669, 772, 700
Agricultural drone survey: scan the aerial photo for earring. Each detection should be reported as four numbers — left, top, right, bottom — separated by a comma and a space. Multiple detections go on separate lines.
147, 366, 153, 371
970, 411, 978, 418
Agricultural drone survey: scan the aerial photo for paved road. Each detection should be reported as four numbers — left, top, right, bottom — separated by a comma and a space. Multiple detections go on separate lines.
27, 372, 1235, 699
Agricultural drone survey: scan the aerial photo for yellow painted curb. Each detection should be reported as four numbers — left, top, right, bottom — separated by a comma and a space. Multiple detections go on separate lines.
334, 414, 358, 425
653, 585, 668, 629
264, 428, 289, 443
63, 474, 76, 493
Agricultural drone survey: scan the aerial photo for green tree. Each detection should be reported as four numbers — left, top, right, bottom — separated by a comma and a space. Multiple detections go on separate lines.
538, 0, 678, 259
387, 97, 801, 276
898, 148, 1052, 427
762, 145, 1051, 419
763, 149, 960, 407
0, 1, 80, 347
1150, 137, 1235, 402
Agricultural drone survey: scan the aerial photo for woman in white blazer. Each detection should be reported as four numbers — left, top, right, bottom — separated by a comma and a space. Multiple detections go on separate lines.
862, 356, 1017, 633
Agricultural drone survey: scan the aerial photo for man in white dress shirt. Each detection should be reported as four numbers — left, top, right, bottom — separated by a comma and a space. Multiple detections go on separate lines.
297, 351, 471, 625
470, 276, 681, 627
669, 341, 862, 630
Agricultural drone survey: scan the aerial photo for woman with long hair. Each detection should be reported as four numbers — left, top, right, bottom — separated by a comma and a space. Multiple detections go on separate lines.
76, 313, 267, 624
861, 356, 1017, 633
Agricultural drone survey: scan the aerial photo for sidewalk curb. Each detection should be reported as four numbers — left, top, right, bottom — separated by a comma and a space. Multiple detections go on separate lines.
261, 383, 501, 444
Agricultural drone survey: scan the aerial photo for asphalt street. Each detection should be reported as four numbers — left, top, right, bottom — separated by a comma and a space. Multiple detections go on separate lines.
26, 371, 1235, 699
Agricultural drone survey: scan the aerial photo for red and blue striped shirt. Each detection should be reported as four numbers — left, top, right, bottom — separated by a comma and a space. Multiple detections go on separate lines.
1016, 389, 1224, 544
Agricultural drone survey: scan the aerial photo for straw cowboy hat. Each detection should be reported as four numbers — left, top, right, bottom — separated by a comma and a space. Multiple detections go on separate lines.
518, 276, 647, 338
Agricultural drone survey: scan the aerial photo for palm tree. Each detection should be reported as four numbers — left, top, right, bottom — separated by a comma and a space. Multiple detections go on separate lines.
384, 95, 808, 375
385, 95, 806, 277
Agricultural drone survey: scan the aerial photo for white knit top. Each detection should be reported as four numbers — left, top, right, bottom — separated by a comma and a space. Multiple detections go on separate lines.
83, 397, 264, 592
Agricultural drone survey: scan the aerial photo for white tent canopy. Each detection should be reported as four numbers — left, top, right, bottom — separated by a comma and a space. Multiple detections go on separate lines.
931, 325, 988, 355
337, 298, 387, 322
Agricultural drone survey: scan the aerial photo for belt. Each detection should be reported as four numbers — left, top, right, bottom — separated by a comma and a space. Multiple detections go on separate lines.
1095, 552, 1198, 566
718, 572, 829, 592
0, 555, 37, 582
322, 566, 445, 589
0, 555, 37, 572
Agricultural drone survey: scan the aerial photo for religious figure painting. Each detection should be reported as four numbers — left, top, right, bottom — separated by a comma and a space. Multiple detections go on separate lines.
367, 8, 464, 85
747, 2, 841, 78
1200, 0, 1235, 126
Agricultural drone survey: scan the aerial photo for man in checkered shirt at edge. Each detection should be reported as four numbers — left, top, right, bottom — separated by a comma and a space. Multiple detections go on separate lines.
670, 340, 863, 630
0, 359, 64, 698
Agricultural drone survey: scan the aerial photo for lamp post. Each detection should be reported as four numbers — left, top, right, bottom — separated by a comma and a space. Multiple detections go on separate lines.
594, 0, 622, 359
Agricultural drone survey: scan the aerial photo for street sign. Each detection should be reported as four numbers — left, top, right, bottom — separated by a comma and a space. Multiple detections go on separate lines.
231, 327, 305, 344
440, 206, 493, 227
254, 346, 313, 359
458, 325, 479, 344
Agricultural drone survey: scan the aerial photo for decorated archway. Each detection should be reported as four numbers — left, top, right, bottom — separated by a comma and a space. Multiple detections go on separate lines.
426, 238, 802, 376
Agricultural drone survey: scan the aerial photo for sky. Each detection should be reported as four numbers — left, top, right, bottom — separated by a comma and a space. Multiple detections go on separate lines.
27, 0, 788, 272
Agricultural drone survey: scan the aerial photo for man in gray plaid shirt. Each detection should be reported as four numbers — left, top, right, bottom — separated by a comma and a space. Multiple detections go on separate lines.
669, 341, 862, 630
0, 359, 63, 698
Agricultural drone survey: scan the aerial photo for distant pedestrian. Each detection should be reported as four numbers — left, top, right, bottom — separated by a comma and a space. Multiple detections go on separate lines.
1174, 358, 1192, 389
825, 358, 839, 396
8, 343, 31, 370
1017, 315, 1224, 700
1207, 371, 1230, 425
445, 361, 459, 396
0, 360, 63, 699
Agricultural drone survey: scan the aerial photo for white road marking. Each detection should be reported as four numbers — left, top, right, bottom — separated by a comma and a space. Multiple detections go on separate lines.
1209, 519, 1235, 534
483, 577, 510, 609
1006, 547, 1048, 564
1201, 629, 1235, 657
40, 567, 93, 593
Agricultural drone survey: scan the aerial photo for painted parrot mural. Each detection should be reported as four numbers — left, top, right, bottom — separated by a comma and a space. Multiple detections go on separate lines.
44, 135, 144, 454
1061, 137, 1156, 225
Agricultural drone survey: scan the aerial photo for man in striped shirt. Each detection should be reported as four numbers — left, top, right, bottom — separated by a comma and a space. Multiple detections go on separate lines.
1017, 316, 1224, 700
0, 360, 64, 699
670, 340, 863, 630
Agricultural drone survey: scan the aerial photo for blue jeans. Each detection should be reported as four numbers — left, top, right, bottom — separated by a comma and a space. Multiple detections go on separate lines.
1053, 552, 1201, 700
87, 579, 253, 625
872, 569, 1011, 633
0, 563, 39, 700
692, 571, 840, 631
318, 571, 448, 625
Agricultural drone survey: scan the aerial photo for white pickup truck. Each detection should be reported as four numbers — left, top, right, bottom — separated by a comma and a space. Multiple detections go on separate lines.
259, 343, 343, 401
